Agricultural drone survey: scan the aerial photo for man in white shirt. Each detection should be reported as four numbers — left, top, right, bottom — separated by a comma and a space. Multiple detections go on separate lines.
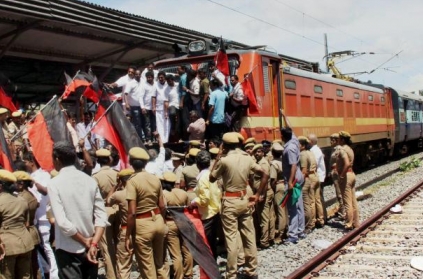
183, 69, 201, 116
76, 112, 96, 150
165, 75, 180, 138
145, 133, 165, 176
152, 71, 170, 143
208, 61, 226, 87
140, 63, 158, 83
23, 152, 58, 279
110, 66, 135, 114
228, 75, 246, 132
49, 141, 108, 278
308, 134, 327, 227
139, 71, 156, 144
124, 69, 142, 138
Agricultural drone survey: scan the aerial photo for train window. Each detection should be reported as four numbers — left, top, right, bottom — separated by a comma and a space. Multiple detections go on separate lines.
354, 92, 360, 99
314, 85, 323, 94
336, 89, 343, 97
381, 97, 385, 103
285, 80, 296, 90
263, 63, 271, 93
368, 95, 374, 101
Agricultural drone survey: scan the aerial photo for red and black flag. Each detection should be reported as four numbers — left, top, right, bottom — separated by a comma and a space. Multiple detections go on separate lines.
27, 97, 71, 171
62, 72, 92, 100
82, 76, 101, 103
242, 76, 260, 114
0, 87, 17, 112
214, 37, 230, 76
168, 208, 220, 279
0, 126, 14, 171
93, 91, 144, 167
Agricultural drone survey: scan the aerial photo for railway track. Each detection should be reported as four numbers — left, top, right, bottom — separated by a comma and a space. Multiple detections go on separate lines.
285, 180, 423, 279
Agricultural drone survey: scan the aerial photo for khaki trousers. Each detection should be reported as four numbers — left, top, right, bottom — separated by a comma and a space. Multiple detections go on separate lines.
1, 251, 31, 279
302, 176, 316, 230
339, 173, 360, 228
256, 188, 275, 247
99, 207, 117, 279
221, 198, 257, 279
166, 221, 193, 279
310, 174, 324, 226
116, 228, 132, 279
332, 171, 344, 215
133, 214, 167, 279
274, 183, 288, 235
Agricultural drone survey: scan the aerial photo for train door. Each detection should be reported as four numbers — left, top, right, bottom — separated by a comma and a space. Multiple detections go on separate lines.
419, 102, 423, 148
261, 57, 280, 140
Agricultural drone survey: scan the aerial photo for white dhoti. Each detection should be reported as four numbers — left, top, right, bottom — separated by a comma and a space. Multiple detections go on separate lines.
155, 110, 170, 143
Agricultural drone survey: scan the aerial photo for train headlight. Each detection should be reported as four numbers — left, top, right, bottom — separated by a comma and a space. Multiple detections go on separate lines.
188, 40, 207, 55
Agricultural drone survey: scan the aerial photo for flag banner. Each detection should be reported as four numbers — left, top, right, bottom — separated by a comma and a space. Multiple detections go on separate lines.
241, 77, 260, 114
0, 87, 17, 112
27, 98, 71, 171
168, 208, 220, 279
93, 91, 144, 166
215, 38, 230, 76
0, 126, 14, 171
82, 76, 101, 103
92, 103, 127, 166
62, 72, 93, 99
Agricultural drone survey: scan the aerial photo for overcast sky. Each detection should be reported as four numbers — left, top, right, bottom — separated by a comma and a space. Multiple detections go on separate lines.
89, 0, 423, 92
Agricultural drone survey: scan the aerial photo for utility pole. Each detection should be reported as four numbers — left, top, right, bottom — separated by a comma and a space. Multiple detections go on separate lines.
324, 33, 329, 73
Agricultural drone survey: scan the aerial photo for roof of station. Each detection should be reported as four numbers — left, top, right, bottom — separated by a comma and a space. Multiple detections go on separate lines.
0, 0, 249, 68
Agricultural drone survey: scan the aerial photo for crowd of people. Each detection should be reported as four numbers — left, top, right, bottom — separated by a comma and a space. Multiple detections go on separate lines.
0, 62, 360, 279
108, 63, 246, 145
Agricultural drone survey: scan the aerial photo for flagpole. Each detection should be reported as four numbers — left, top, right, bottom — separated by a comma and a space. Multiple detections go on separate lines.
10, 95, 58, 142
60, 70, 81, 99
83, 99, 117, 139
241, 64, 259, 82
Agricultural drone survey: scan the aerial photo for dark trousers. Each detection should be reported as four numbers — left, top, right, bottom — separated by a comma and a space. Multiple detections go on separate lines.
56, 249, 98, 279
130, 106, 143, 139
206, 122, 226, 140
141, 110, 156, 141
169, 106, 179, 135
202, 213, 220, 260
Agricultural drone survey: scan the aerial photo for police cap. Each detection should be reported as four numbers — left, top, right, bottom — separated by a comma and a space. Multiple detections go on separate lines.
13, 171, 33, 181
252, 144, 263, 153
0, 169, 17, 183
95, 149, 111, 158
118, 168, 135, 178
129, 147, 150, 160
222, 132, 239, 144
163, 171, 177, 183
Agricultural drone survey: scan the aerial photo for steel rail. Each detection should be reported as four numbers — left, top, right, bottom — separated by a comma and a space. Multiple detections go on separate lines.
286, 179, 423, 279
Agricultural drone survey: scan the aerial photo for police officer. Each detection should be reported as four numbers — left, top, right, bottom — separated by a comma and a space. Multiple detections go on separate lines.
14, 171, 41, 279
125, 147, 167, 279
162, 171, 193, 279
180, 148, 200, 202
92, 148, 118, 279
106, 168, 134, 279
0, 108, 11, 140
210, 132, 268, 279
298, 136, 319, 233
252, 144, 274, 249
337, 131, 359, 230
0, 169, 34, 279
329, 133, 344, 218
269, 142, 288, 241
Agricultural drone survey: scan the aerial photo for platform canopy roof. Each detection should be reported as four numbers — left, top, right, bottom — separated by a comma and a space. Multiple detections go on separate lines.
0, 0, 248, 101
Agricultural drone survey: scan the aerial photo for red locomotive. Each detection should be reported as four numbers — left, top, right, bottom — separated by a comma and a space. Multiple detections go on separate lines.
155, 40, 422, 169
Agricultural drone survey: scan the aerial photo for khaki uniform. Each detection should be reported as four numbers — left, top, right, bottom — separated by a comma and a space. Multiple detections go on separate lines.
181, 164, 199, 202
211, 150, 259, 279
2, 123, 11, 140
270, 160, 288, 236
7, 121, 19, 136
337, 145, 359, 228
253, 157, 274, 247
330, 145, 344, 216
0, 193, 34, 279
109, 189, 132, 279
173, 165, 183, 187
92, 166, 118, 279
163, 189, 193, 279
300, 150, 320, 230
127, 171, 167, 279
